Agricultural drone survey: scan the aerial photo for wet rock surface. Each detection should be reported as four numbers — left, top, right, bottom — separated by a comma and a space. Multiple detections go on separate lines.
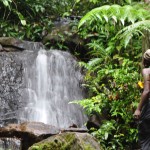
0, 37, 44, 126
0, 51, 38, 126
0, 52, 24, 125
0, 122, 60, 150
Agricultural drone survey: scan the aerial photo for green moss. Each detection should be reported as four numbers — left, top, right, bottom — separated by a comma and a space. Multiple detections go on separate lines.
30, 146, 40, 150
29, 133, 77, 150
29, 133, 99, 150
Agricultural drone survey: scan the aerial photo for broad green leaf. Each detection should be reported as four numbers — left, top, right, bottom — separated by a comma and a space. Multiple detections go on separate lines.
105, 132, 109, 140
112, 16, 117, 23
103, 15, 108, 22
125, 0, 132, 4
21, 20, 26, 26
3, 0, 11, 7
3, 0, 9, 6
75, 0, 80, 2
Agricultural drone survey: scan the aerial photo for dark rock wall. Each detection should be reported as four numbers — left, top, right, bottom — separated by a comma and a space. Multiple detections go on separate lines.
0, 37, 43, 126
0, 52, 24, 125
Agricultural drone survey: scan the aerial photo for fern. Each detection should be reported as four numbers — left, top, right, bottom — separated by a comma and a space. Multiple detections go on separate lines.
88, 58, 103, 68
87, 42, 106, 57
116, 20, 150, 47
79, 58, 103, 71
78, 5, 150, 28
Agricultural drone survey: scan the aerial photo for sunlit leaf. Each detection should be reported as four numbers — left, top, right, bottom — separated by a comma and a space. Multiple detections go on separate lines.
21, 20, 26, 26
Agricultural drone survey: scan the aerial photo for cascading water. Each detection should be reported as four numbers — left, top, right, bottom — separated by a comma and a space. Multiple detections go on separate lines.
19, 49, 87, 128
0, 138, 21, 150
35, 50, 48, 123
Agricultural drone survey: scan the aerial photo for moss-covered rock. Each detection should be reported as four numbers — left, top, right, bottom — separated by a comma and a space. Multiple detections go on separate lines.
28, 132, 100, 150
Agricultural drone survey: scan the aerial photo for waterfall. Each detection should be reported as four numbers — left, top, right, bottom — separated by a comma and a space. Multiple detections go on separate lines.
0, 138, 21, 150
19, 49, 87, 128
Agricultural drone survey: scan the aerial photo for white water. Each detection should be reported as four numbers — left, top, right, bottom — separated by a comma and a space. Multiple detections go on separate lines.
20, 50, 87, 128
0, 138, 21, 150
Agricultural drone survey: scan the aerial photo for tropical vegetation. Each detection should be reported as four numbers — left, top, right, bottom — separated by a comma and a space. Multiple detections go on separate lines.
0, 0, 150, 149
75, 1, 150, 150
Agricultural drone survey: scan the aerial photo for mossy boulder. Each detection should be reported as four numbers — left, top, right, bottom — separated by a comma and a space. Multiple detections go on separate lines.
28, 132, 100, 150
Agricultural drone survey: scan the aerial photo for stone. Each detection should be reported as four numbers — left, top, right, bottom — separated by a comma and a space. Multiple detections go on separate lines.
0, 122, 60, 150
86, 114, 101, 129
86, 112, 108, 130
0, 37, 44, 51
0, 52, 24, 126
62, 127, 88, 133
28, 132, 101, 150
0, 44, 3, 51
0, 37, 22, 48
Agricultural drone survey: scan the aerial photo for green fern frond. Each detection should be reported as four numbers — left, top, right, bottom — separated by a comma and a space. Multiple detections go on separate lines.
78, 5, 149, 28
78, 61, 89, 69
120, 5, 138, 24
88, 58, 103, 68
79, 58, 103, 71
116, 20, 150, 47
87, 42, 106, 57
78, 5, 111, 28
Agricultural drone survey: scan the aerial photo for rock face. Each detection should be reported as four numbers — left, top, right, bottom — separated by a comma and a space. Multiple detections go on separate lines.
28, 132, 100, 150
0, 37, 44, 51
0, 37, 45, 126
0, 122, 60, 150
0, 52, 24, 125
0, 37, 88, 128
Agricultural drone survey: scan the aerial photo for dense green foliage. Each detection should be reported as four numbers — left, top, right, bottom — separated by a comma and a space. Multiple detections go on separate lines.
0, 0, 144, 41
74, 2, 150, 150
0, 0, 53, 40
75, 57, 141, 149
0, 0, 102, 41
1, 0, 150, 149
